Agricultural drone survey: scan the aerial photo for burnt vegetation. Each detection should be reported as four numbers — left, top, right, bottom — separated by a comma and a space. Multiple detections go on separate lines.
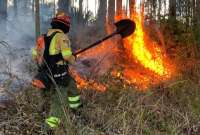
1, 0, 200, 135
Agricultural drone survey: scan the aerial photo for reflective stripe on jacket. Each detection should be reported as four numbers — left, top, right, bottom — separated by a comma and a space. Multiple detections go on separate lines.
32, 29, 72, 64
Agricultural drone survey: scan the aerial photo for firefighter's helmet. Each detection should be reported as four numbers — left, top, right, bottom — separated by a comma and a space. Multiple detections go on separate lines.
51, 10, 70, 33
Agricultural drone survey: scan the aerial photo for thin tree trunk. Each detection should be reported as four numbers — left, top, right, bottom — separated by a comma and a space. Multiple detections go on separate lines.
78, 0, 83, 24
116, 0, 122, 17
152, 0, 156, 19
146, 0, 150, 17
0, 0, 7, 19
95, 0, 97, 16
126, 0, 129, 15
129, 0, 135, 17
192, 0, 200, 56
0, 0, 7, 39
194, 0, 200, 47
192, 0, 196, 26
32, 0, 35, 13
169, 0, 176, 22
86, 0, 88, 12
14, 0, 18, 16
185, 0, 190, 28
58, 0, 71, 14
97, 0, 107, 33
53, 0, 56, 16
157, 0, 161, 21
108, 0, 115, 23
164, 0, 167, 18
35, 0, 40, 39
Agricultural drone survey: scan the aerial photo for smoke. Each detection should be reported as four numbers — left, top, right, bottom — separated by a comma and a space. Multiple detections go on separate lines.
0, 1, 55, 78
0, 0, 117, 94
0, 1, 38, 92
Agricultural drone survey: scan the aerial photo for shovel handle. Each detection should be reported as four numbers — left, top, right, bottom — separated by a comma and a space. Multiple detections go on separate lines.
73, 31, 117, 56
73, 19, 135, 56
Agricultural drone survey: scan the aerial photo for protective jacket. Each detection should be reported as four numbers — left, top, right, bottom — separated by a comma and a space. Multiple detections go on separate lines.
32, 29, 74, 86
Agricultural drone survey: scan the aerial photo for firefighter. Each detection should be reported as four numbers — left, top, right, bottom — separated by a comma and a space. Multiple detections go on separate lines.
31, 11, 81, 129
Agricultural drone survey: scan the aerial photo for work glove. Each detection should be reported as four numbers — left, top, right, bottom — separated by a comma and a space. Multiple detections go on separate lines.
67, 55, 76, 64
73, 54, 77, 61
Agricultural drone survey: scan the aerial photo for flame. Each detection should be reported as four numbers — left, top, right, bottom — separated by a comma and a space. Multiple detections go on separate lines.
70, 68, 106, 92
114, 11, 174, 90
124, 14, 169, 76
69, 6, 175, 91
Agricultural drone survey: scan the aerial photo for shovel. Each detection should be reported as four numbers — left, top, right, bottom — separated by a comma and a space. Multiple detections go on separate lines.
73, 19, 136, 56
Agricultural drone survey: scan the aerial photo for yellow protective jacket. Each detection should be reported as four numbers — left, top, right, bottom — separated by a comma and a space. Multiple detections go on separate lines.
32, 29, 75, 65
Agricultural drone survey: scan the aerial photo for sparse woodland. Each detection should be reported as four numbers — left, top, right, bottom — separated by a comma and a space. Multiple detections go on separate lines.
0, 0, 200, 135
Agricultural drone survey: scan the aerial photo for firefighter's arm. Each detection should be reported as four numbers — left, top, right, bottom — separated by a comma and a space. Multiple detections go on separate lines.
31, 47, 37, 61
31, 36, 45, 64
60, 35, 76, 64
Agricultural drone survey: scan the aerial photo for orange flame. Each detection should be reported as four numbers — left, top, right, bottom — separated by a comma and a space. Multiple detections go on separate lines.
70, 68, 106, 92
124, 14, 170, 76
70, 7, 175, 91
114, 11, 174, 90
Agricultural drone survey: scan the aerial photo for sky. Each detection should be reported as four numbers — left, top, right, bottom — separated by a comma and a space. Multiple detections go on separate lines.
57, 0, 142, 17
7, 0, 142, 17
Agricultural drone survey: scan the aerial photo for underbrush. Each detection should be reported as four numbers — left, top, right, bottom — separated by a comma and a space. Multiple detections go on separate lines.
0, 75, 200, 135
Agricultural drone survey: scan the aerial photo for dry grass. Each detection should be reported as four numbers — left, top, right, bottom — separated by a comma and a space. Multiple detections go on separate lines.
1, 21, 200, 135
0, 73, 200, 135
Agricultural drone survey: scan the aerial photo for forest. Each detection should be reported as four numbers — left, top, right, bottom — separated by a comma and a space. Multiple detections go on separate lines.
0, 0, 200, 135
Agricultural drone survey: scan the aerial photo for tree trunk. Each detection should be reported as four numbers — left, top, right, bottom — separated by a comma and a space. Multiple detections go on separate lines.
169, 0, 176, 22
116, 0, 122, 17
32, 0, 35, 13
86, 0, 88, 12
0, 0, 7, 39
58, 0, 71, 14
194, 0, 200, 48
152, 0, 156, 19
192, 0, 196, 26
35, 0, 40, 39
185, 0, 191, 27
157, 0, 161, 21
54, 0, 56, 15
129, 0, 135, 17
0, 0, 7, 19
108, 0, 115, 23
78, 0, 83, 24
97, 0, 107, 33
14, 0, 18, 16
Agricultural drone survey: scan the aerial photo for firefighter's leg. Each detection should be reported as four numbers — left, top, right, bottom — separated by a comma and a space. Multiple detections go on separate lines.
45, 77, 81, 128
67, 77, 81, 110
45, 84, 70, 129
32, 71, 51, 115
45, 89, 62, 129
32, 72, 55, 132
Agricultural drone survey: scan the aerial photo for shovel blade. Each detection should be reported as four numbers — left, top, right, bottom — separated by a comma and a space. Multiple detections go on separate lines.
115, 19, 136, 38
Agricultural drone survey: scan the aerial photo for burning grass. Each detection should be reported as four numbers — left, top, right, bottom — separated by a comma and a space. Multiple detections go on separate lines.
113, 12, 177, 90
1, 75, 200, 135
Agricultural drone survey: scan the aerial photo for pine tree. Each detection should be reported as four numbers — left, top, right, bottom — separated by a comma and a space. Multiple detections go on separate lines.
35, 0, 40, 39
130, 0, 136, 17
58, 0, 71, 14
14, 0, 18, 16
116, 0, 122, 17
169, 0, 176, 22
108, 0, 115, 23
97, 0, 107, 33
0, 0, 7, 19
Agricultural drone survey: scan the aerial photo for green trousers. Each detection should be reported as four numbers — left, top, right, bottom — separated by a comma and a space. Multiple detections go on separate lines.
33, 71, 81, 129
